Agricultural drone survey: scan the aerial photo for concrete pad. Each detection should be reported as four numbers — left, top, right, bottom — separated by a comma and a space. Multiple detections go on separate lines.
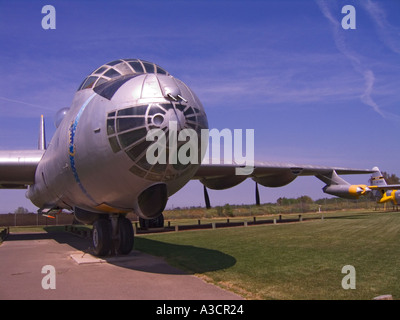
70, 252, 106, 264
0, 232, 243, 300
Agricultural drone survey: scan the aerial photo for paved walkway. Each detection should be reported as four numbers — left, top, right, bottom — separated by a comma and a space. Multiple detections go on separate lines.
0, 232, 243, 300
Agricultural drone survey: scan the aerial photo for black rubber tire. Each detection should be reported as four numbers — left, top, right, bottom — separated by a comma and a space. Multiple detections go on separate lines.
139, 217, 149, 230
117, 217, 134, 255
153, 214, 164, 228
139, 214, 164, 229
92, 218, 112, 256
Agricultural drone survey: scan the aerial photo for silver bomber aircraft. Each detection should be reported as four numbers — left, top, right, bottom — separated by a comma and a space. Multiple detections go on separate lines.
0, 59, 375, 256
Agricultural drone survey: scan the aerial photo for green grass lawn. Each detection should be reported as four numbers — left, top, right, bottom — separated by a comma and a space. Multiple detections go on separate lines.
134, 211, 400, 300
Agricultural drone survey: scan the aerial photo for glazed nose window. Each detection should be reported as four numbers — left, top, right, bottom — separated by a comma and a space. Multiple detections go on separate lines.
106, 102, 207, 182
80, 59, 208, 182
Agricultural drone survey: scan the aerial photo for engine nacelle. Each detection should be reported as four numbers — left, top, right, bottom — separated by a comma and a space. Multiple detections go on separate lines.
323, 184, 370, 199
253, 171, 296, 188
201, 175, 247, 190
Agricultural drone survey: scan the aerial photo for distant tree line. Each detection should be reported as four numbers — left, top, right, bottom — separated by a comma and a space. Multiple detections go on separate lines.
14, 207, 29, 214
277, 195, 313, 206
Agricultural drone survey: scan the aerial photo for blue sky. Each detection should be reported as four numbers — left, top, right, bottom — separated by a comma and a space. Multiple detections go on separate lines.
0, 0, 399, 212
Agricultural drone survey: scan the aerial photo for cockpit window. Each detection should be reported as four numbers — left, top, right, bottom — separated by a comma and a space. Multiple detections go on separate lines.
104, 68, 121, 79
80, 76, 98, 90
142, 62, 155, 73
94, 66, 107, 74
93, 75, 139, 100
128, 61, 144, 73
95, 77, 108, 87
107, 60, 122, 66
156, 66, 167, 75
78, 59, 170, 91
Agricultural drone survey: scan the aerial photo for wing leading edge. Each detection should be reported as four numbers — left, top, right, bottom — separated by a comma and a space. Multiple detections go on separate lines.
0, 150, 45, 189
194, 162, 375, 192
194, 162, 374, 178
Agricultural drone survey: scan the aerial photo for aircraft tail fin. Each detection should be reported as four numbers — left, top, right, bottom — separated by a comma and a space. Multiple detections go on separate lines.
38, 115, 46, 150
369, 167, 400, 205
370, 167, 387, 187
370, 167, 387, 200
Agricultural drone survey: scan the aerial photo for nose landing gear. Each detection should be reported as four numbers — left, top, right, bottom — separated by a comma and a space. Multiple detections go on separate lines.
139, 214, 164, 230
92, 215, 134, 256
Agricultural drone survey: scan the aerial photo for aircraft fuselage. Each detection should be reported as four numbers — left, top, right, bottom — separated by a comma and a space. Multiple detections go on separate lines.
26, 60, 208, 222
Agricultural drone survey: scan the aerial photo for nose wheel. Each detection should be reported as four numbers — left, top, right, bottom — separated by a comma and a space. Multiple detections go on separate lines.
139, 214, 164, 230
92, 215, 134, 256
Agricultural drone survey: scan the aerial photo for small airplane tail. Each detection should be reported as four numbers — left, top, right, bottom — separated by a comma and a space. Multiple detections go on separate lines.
370, 167, 387, 201
369, 167, 400, 205
370, 167, 387, 187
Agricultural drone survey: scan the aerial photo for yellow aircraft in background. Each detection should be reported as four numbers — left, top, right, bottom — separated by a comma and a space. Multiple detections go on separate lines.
369, 167, 400, 207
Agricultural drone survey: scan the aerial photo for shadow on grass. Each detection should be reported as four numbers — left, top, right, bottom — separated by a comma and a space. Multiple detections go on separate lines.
324, 213, 372, 220
134, 237, 236, 274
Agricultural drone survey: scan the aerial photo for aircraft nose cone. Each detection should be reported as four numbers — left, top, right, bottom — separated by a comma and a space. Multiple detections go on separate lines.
129, 73, 188, 104
105, 70, 208, 183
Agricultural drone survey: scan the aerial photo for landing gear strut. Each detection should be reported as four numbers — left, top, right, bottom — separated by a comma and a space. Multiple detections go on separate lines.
92, 215, 134, 256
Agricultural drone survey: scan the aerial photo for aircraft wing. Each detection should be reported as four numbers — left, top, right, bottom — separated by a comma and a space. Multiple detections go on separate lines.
193, 162, 375, 198
0, 150, 45, 189
369, 185, 400, 190
194, 162, 374, 178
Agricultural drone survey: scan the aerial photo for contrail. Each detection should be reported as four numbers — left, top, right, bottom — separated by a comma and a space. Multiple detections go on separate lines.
360, 70, 386, 118
0, 96, 54, 111
316, 0, 387, 119
362, 0, 400, 55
